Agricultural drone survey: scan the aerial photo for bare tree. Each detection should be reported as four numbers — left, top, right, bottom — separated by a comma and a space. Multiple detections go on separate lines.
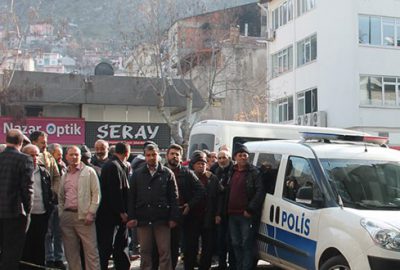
122, 0, 210, 151
123, 0, 267, 156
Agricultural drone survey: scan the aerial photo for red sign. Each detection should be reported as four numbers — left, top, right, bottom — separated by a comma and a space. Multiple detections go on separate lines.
0, 116, 85, 145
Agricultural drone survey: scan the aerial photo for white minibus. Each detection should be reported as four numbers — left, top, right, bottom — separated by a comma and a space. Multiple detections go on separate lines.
188, 119, 366, 157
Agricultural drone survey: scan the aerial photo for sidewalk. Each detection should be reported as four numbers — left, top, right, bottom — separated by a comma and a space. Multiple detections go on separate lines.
129, 258, 281, 269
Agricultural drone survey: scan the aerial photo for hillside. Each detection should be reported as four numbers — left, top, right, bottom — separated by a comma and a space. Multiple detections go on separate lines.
1, 0, 255, 43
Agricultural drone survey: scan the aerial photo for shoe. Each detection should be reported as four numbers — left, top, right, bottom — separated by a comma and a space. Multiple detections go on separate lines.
53, 260, 66, 270
45, 261, 55, 267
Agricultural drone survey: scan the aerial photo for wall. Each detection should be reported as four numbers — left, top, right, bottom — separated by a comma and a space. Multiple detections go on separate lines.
267, 0, 400, 145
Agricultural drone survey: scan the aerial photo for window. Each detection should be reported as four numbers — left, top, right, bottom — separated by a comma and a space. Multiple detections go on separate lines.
271, 0, 294, 30
360, 75, 400, 106
261, 15, 267, 27
383, 18, 395, 46
257, 153, 282, 194
297, 0, 316, 17
297, 34, 317, 66
188, 134, 215, 156
283, 156, 321, 207
272, 46, 293, 77
397, 19, 400, 46
25, 106, 43, 117
359, 15, 400, 47
321, 159, 400, 210
277, 96, 293, 122
297, 88, 317, 115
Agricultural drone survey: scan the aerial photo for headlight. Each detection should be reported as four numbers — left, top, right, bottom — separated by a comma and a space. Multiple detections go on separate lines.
361, 218, 400, 251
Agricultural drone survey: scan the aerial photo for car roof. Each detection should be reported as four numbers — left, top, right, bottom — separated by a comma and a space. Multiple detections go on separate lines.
245, 140, 400, 161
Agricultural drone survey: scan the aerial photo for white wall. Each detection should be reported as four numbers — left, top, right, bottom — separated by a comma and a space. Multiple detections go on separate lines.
44, 105, 80, 118
267, 0, 400, 145
82, 105, 165, 123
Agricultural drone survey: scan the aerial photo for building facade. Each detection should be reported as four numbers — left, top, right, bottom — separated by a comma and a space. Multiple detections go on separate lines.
262, 0, 400, 146
2, 70, 205, 148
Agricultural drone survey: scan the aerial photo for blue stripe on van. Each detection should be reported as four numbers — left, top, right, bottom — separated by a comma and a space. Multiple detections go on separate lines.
258, 223, 316, 270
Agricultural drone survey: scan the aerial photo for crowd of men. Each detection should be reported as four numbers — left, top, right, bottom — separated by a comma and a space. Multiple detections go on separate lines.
0, 128, 267, 270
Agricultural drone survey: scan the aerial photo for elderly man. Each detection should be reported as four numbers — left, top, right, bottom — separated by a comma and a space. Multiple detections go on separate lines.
21, 144, 53, 270
91, 139, 110, 175
0, 129, 34, 269
29, 131, 64, 268
215, 150, 235, 270
186, 150, 219, 270
58, 146, 101, 270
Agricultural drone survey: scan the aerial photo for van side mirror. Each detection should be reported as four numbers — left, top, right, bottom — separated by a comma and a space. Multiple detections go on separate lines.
296, 186, 313, 204
296, 185, 324, 207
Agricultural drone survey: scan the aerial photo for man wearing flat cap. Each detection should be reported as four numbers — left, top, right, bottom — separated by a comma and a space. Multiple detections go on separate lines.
218, 143, 264, 270
184, 150, 218, 270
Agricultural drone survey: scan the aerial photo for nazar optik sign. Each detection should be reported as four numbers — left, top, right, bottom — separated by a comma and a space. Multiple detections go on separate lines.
0, 116, 85, 145
85, 122, 171, 149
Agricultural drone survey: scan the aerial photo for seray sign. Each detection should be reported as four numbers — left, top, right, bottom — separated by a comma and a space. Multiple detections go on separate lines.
85, 122, 171, 148
0, 116, 85, 145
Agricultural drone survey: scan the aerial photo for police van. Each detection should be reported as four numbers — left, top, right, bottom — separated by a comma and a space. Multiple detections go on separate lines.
246, 133, 400, 270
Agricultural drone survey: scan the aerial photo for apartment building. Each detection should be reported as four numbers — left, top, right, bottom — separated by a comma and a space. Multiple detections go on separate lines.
262, 0, 400, 146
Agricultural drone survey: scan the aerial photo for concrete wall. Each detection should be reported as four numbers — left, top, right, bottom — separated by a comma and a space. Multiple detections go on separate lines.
267, 0, 400, 145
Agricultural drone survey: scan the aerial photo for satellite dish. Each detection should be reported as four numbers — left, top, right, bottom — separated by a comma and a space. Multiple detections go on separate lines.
94, 62, 114, 76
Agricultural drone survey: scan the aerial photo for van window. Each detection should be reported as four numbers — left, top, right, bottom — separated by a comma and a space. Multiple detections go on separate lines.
283, 156, 320, 207
257, 153, 282, 194
321, 159, 400, 210
188, 134, 215, 156
248, 153, 256, 164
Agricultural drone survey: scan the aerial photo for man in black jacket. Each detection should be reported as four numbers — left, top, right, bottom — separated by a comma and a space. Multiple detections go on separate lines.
214, 150, 235, 270
186, 150, 219, 270
127, 143, 179, 270
96, 143, 131, 270
0, 129, 34, 269
153, 144, 205, 269
219, 143, 264, 270
21, 144, 53, 270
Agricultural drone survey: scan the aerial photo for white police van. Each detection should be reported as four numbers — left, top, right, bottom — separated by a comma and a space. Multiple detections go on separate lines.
246, 133, 400, 270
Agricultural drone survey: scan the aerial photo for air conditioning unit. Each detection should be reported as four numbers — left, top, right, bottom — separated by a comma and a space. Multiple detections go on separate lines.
308, 111, 327, 127
296, 115, 303, 125
303, 114, 311, 126
266, 29, 276, 42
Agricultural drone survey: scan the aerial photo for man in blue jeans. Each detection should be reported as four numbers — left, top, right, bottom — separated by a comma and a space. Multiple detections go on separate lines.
45, 208, 65, 269
220, 143, 264, 270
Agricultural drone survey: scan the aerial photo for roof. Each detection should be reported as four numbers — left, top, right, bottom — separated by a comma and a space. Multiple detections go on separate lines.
245, 139, 400, 161
6, 71, 205, 109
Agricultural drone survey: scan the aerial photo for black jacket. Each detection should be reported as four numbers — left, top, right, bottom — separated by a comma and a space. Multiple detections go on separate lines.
128, 162, 179, 226
0, 147, 34, 218
97, 156, 129, 225
196, 171, 220, 228
167, 164, 205, 211
37, 164, 53, 213
219, 163, 265, 219
214, 161, 234, 189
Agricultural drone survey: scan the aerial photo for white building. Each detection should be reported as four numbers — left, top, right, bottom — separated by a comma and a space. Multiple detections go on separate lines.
262, 0, 400, 147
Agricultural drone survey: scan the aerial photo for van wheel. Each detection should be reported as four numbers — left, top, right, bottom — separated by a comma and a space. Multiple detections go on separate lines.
320, 255, 350, 270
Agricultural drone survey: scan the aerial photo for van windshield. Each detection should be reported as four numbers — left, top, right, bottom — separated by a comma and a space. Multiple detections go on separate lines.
321, 159, 400, 210
188, 134, 215, 157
